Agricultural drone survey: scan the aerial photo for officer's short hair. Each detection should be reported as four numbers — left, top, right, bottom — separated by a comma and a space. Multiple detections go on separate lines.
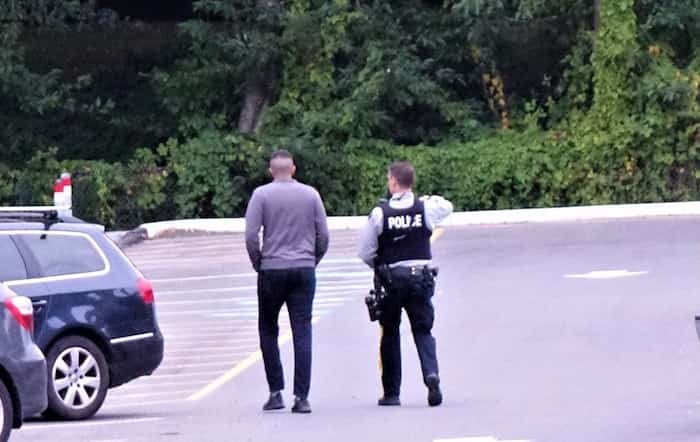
388, 161, 415, 188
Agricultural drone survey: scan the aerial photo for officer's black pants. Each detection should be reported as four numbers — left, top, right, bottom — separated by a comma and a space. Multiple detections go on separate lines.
257, 268, 316, 399
379, 267, 438, 397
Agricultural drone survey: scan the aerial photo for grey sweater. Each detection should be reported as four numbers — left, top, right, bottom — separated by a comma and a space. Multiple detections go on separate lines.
244, 178, 329, 271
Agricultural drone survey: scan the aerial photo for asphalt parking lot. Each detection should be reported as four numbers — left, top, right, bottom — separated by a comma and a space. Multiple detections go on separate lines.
14, 217, 700, 442
14, 228, 372, 440
109, 229, 370, 410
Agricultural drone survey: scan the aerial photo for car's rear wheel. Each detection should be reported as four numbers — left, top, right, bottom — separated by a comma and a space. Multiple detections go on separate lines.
0, 379, 13, 442
44, 336, 109, 420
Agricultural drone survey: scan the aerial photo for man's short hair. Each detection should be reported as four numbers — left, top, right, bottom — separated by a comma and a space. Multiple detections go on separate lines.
388, 161, 415, 188
270, 149, 293, 162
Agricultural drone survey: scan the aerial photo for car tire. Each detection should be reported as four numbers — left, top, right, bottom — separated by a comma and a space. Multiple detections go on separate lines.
44, 336, 109, 420
0, 379, 13, 442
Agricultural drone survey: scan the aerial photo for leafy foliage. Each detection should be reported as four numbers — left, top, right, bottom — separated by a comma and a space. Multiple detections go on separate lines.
2, 0, 700, 227
0, 147, 168, 228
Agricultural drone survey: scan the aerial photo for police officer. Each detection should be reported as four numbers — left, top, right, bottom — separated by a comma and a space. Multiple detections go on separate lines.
358, 160, 453, 407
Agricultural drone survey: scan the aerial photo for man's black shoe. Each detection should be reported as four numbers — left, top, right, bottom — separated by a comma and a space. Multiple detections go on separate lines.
291, 397, 311, 414
377, 396, 401, 406
425, 374, 442, 407
263, 392, 285, 411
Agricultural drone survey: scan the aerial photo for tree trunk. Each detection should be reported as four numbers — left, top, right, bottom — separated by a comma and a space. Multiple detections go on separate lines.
238, 85, 270, 134
237, 0, 279, 134
593, 0, 600, 32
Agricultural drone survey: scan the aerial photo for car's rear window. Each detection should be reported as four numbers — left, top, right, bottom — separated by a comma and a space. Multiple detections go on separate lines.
16, 233, 106, 278
0, 236, 27, 281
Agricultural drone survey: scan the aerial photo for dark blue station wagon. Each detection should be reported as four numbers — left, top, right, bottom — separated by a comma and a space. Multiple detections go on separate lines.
0, 213, 164, 420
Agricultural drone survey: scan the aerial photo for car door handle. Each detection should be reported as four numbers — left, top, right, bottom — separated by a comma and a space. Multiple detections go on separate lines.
32, 300, 47, 307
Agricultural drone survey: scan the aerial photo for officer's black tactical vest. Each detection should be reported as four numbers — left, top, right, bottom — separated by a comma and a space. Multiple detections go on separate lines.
377, 198, 432, 265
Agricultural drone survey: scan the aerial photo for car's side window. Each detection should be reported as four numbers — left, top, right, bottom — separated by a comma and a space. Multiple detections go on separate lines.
0, 235, 27, 281
15, 233, 106, 278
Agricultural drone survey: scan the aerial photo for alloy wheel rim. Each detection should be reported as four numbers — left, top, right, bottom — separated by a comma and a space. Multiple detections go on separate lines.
52, 347, 101, 410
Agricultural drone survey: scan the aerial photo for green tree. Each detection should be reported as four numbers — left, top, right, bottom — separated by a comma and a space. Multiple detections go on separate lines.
156, 0, 285, 135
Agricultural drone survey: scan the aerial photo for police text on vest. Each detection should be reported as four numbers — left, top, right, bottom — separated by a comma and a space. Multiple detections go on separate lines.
387, 214, 423, 230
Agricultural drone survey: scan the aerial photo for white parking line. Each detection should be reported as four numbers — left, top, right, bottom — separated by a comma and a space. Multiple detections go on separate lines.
162, 320, 258, 326
147, 269, 368, 283
158, 309, 257, 317
108, 389, 193, 400
157, 286, 256, 295
163, 342, 257, 349
233, 296, 350, 306
152, 272, 257, 282
563, 269, 648, 279
159, 296, 351, 306
101, 399, 179, 409
168, 361, 245, 369
154, 284, 367, 298
116, 379, 209, 390
159, 305, 337, 316
146, 370, 233, 379
322, 270, 369, 275
159, 331, 258, 339
164, 341, 271, 352
20, 417, 162, 431
208, 311, 330, 318
158, 320, 256, 329
158, 305, 258, 316
316, 284, 368, 290
158, 298, 252, 306
131, 238, 245, 248
322, 258, 364, 264
129, 252, 233, 261
163, 353, 249, 362
187, 316, 321, 401
434, 438, 533, 442
160, 331, 253, 338
164, 329, 257, 336
164, 335, 258, 343
132, 256, 246, 264
435, 439, 499, 442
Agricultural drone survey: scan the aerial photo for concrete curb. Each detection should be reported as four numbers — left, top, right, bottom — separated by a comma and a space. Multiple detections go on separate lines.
115, 201, 700, 246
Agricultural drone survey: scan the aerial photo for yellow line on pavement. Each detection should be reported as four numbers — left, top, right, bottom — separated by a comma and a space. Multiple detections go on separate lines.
431, 227, 444, 243
188, 318, 320, 401
190, 228, 446, 401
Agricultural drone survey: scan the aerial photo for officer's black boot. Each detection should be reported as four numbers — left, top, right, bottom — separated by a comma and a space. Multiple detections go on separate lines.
263, 391, 285, 411
425, 374, 442, 407
377, 395, 401, 406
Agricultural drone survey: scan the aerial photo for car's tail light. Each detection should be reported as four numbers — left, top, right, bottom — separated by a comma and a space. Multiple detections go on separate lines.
4, 296, 34, 333
137, 278, 154, 304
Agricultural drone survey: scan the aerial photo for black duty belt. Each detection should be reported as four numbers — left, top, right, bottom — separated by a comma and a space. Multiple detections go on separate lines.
390, 265, 438, 278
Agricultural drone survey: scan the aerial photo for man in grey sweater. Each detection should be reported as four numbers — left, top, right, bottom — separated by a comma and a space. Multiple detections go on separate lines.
245, 149, 329, 414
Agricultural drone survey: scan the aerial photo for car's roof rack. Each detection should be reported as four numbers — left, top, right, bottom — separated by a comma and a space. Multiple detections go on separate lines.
0, 206, 70, 230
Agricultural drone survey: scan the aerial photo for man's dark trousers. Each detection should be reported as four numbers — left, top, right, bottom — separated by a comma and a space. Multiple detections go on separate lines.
258, 267, 316, 399
379, 268, 438, 397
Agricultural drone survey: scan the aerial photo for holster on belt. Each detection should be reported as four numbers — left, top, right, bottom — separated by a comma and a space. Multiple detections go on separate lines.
376, 263, 392, 290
